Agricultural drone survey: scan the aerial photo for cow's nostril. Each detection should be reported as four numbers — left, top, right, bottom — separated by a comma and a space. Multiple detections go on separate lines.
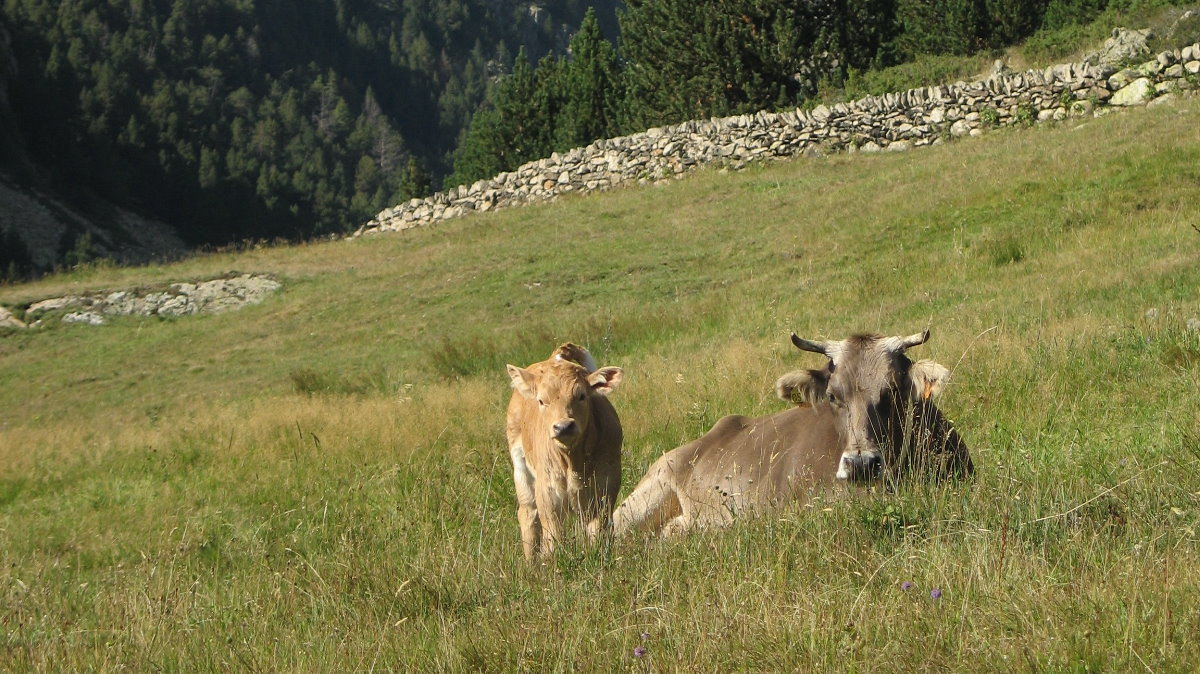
867, 455, 883, 477
553, 420, 578, 438
842, 453, 882, 482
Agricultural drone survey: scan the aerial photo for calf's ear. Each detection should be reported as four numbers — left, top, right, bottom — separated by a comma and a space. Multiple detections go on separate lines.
909, 360, 950, 401
588, 366, 624, 396
775, 369, 829, 405
507, 365, 537, 400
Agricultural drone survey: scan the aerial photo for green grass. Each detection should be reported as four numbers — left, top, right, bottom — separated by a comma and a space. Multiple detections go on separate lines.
3, 97, 1200, 671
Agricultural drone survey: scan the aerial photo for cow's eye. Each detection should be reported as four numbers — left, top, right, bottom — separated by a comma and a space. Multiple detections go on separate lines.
576, 391, 586, 401
827, 391, 842, 406
537, 398, 546, 407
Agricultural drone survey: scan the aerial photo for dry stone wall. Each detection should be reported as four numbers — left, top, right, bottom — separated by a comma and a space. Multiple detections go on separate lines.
355, 36, 1200, 238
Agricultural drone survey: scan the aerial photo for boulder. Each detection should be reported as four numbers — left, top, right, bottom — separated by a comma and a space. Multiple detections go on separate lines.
1083, 27, 1153, 67
1147, 93, 1175, 108
27, 296, 84, 316
0, 306, 26, 329
1110, 77, 1154, 106
63, 311, 105, 326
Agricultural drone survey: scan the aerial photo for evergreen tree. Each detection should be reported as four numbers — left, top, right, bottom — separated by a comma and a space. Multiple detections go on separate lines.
814, 0, 903, 72
985, 0, 1045, 47
400, 157, 433, 200
0, 229, 35, 282
446, 47, 549, 188
619, 0, 814, 130
894, 0, 988, 56
532, 53, 567, 152
555, 8, 622, 149
1041, 0, 1108, 32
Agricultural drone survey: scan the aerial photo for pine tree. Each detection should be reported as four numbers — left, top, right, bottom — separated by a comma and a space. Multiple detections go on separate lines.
400, 157, 432, 199
816, 0, 903, 72
985, 0, 1046, 47
555, 8, 621, 150
447, 47, 549, 188
893, 0, 989, 56
619, 0, 814, 130
0, 228, 35, 281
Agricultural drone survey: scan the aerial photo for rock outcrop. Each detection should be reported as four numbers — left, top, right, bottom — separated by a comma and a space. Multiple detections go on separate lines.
355, 37, 1200, 238
0, 306, 25, 329
1083, 27, 1155, 67
5, 273, 281, 328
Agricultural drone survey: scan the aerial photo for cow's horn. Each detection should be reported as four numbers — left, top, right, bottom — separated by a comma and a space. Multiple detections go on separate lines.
892, 330, 931, 351
791, 333, 830, 355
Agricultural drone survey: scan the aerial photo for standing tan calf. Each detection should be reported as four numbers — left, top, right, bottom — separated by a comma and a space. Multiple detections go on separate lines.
505, 344, 624, 560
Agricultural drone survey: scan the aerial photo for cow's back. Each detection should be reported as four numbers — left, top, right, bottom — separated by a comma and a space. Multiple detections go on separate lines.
615, 405, 843, 531
684, 405, 841, 507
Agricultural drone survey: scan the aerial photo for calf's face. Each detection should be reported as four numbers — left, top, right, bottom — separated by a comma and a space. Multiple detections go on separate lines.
507, 360, 623, 448
778, 331, 950, 483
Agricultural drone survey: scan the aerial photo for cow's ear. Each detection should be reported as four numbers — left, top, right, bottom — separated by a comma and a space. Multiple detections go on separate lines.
588, 366, 623, 396
909, 360, 950, 401
775, 369, 829, 405
507, 364, 537, 400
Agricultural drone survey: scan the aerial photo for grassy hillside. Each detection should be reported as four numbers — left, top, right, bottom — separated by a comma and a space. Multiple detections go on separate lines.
2, 98, 1200, 671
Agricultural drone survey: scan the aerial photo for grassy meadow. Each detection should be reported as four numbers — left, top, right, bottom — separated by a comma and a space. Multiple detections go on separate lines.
3, 96, 1200, 671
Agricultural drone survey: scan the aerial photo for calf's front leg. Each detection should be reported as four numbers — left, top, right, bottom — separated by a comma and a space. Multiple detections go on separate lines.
510, 442, 542, 560
533, 482, 565, 559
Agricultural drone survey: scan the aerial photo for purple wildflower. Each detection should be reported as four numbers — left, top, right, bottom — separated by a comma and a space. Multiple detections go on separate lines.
930, 588, 942, 600
633, 646, 647, 658
901, 581, 914, 591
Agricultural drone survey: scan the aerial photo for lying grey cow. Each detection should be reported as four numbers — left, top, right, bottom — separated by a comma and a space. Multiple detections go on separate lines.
613, 331, 971, 537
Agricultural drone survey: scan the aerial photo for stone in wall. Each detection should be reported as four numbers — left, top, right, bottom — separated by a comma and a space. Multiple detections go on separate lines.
1110, 78, 1155, 105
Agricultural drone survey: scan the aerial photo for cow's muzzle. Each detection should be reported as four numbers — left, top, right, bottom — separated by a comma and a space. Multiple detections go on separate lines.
552, 419, 579, 440
838, 453, 883, 482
